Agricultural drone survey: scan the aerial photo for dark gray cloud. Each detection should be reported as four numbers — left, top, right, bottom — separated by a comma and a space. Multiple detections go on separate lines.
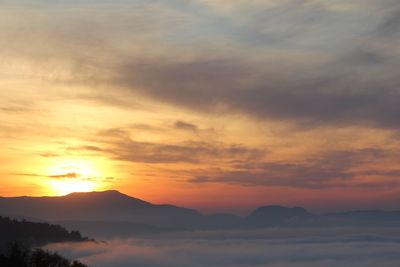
3, 0, 400, 129
106, 138, 262, 165
377, 6, 400, 37
101, 0, 400, 129
115, 52, 400, 128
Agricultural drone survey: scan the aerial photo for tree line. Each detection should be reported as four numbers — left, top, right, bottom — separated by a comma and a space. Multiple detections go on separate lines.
0, 217, 91, 266
0, 216, 89, 247
0, 242, 88, 267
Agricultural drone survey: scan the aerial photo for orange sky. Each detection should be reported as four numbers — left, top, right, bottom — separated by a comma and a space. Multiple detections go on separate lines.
1, 0, 400, 214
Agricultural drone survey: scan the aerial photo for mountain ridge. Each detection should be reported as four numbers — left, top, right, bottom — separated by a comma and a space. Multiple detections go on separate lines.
2, 190, 400, 236
0, 190, 201, 228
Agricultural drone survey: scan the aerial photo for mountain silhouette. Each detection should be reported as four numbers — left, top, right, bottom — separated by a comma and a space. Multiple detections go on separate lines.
0, 190, 201, 228
245, 205, 313, 227
2, 190, 400, 238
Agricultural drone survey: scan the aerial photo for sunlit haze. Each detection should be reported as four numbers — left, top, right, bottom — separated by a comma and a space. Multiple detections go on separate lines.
1, 0, 400, 215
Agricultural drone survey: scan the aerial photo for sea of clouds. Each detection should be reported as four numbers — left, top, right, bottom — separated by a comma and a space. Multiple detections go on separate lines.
46, 228, 400, 267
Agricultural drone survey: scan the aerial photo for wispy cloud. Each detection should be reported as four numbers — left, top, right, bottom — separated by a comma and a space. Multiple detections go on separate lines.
94, 127, 264, 164
11, 172, 114, 183
2, 0, 400, 129
189, 149, 400, 188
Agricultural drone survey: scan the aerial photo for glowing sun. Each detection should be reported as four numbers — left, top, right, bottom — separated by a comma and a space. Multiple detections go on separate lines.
46, 159, 101, 195
50, 180, 96, 195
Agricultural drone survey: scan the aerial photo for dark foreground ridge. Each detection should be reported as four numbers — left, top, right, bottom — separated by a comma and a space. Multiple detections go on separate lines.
0, 217, 91, 267
0, 242, 87, 267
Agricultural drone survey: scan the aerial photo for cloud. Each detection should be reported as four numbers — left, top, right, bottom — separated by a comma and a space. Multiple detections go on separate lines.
46, 229, 400, 267
49, 172, 79, 179
376, 6, 400, 37
11, 172, 114, 183
0, 101, 34, 113
189, 149, 400, 188
78, 124, 400, 189
39, 153, 60, 158
2, 0, 400, 130
97, 127, 264, 164
116, 52, 400, 128
174, 121, 199, 132
66, 145, 104, 153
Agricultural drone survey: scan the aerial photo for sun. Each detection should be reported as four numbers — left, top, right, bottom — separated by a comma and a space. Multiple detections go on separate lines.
45, 159, 102, 195
49, 180, 96, 195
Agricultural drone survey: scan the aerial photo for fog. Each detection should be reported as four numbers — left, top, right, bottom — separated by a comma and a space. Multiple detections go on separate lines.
46, 228, 400, 267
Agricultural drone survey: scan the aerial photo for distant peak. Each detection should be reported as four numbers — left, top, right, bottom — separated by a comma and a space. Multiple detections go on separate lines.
96, 190, 124, 195
64, 190, 131, 199
64, 190, 151, 206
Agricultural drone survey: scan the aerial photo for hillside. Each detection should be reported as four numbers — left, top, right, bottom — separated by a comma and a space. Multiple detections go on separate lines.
0, 216, 89, 249
0, 190, 202, 228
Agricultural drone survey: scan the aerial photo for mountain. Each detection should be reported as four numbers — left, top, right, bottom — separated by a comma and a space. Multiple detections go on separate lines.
2, 190, 400, 237
245, 205, 314, 227
0, 190, 202, 228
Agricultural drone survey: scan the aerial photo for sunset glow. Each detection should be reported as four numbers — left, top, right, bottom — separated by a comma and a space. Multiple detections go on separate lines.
49, 180, 96, 196
1, 0, 400, 214
3, 2, 400, 267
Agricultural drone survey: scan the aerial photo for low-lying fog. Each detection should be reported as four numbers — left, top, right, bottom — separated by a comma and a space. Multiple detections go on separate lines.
46, 227, 400, 267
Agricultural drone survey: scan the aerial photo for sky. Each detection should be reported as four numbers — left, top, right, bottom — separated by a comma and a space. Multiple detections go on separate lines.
1, 0, 400, 214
